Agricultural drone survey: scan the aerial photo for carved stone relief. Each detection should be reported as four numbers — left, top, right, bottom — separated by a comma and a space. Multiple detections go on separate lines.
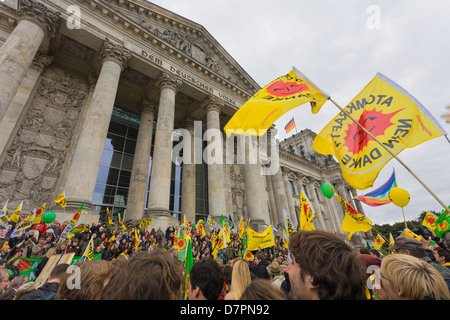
229, 163, 247, 219
0, 66, 88, 208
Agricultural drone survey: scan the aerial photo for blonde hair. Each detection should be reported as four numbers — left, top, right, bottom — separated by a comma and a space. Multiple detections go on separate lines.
228, 259, 251, 300
381, 254, 450, 300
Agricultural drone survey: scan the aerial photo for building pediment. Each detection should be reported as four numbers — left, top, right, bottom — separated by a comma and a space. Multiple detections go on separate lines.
75, 0, 259, 99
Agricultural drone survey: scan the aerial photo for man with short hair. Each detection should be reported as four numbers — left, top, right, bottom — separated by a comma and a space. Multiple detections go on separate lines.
288, 230, 367, 300
188, 258, 224, 300
19, 263, 70, 300
389, 236, 450, 280
251, 252, 270, 279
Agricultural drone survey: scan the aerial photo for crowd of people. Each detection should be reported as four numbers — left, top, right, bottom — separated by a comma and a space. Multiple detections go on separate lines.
0, 214, 449, 301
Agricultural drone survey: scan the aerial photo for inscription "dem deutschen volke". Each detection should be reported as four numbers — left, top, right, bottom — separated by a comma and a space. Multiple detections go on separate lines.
141, 50, 237, 106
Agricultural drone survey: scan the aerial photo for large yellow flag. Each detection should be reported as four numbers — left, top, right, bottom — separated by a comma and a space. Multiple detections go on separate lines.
224, 67, 329, 136
334, 194, 372, 240
422, 212, 438, 231
33, 203, 46, 225
313, 73, 446, 190
247, 225, 275, 251
299, 191, 316, 231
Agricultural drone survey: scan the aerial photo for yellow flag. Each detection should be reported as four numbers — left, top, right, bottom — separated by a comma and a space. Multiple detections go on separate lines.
313, 73, 446, 190
224, 67, 329, 136
246, 225, 275, 251
422, 212, 438, 231
401, 228, 423, 241
54, 191, 66, 208
334, 194, 372, 240
373, 234, 385, 249
238, 216, 245, 239
33, 203, 46, 225
106, 208, 114, 225
389, 233, 395, 247
118, 213, 127, 231
196, 219, 206, 238
134, 228, 140, 253
299, 191, 316, 231
9, 201, 22, 223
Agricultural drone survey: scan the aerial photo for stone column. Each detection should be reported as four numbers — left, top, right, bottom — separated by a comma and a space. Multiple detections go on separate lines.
126, 101, 156, 222
181, 117, 196, 223
0, 0, 60, 122
64, 39, 131, 210
242, 135, 271, 232
0, 53, 53, 155
282, 167, 297, 228
202, 97, 226, 221
265, 173, 278, 227
270, 166, 289, 229
146, 72, 182, 220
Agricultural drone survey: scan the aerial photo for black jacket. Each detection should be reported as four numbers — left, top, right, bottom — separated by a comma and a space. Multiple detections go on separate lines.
19, 282, 59, 300
252, 260, 270, 279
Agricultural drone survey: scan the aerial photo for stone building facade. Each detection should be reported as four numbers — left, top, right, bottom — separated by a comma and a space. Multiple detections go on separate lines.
0, 0, 371, 245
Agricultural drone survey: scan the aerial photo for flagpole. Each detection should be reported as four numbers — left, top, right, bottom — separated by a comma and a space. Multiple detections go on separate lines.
329, 98, 449, 214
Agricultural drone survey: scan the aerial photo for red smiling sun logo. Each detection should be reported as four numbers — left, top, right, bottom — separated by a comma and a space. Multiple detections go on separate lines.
266, 79, 309, 97
344, 108, 404, 155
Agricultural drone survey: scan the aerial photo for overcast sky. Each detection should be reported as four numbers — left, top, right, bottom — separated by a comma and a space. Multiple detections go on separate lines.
151, 0, 450, 226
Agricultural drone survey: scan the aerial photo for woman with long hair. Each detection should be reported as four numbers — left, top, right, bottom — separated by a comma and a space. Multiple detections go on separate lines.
224, 258, 251, 300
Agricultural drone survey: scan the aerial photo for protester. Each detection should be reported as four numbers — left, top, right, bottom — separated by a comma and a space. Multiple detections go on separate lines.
389, 236, 450, 280
20, 263, 70, 300
377, 254, 450, 300
240, 278, 286, 300
433, 246, 450, 269
188, 258, 224, 300
251, 252, 270, 279
224, 259, 252, 300
288, 230, 367, 300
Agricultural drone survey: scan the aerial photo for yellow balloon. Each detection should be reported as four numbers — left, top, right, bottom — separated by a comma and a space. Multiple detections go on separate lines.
389, 187, 410, 207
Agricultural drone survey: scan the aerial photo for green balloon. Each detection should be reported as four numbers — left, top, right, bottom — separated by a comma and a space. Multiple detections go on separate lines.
321, 183, 335, 199
42, 211, 56, 224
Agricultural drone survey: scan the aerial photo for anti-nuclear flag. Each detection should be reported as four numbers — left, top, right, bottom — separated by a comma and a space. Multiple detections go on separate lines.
106, 207, 114, 225
373, 234, 385, 249
299, 191, 316, 231
224, 66, 329, 136
0, 199, 8, 229
33, 203, 46, 225
238, 216, 245, 239
196, 219, 206, 238
9, 201, 22, 224
69, 201, 86, 226
334, 194, 372, 240
54, 191, 66, 208
247, 225, 275, 251
422, 212, 438, 231
434, 209, 450, 238
313, 73, 446, 190
80, 234, 95, 261
283, 208, 295, 235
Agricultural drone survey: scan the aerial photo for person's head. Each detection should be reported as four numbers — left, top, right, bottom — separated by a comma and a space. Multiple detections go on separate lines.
268, 261, 284, 280
11, 275, 27, 290
0, 268, 10, 292
229, 259, 252, 300
433, 247, 450, 266
101, 251, 183, 300
388, 236, 426, 258
188, 258, 224, 300
369, 248, 381, 258
240, 279, 286, 300
288, 230, 367, 300
380, 253, 450, 300
254, 252, 265, 265
48, 263, 70, 283
57, 260, 113, 300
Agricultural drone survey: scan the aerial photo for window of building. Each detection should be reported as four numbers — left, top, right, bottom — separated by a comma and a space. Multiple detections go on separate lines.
289, 180, 296, 195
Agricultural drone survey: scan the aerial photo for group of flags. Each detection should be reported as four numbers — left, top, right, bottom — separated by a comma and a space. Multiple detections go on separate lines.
223, 65, 449, 240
